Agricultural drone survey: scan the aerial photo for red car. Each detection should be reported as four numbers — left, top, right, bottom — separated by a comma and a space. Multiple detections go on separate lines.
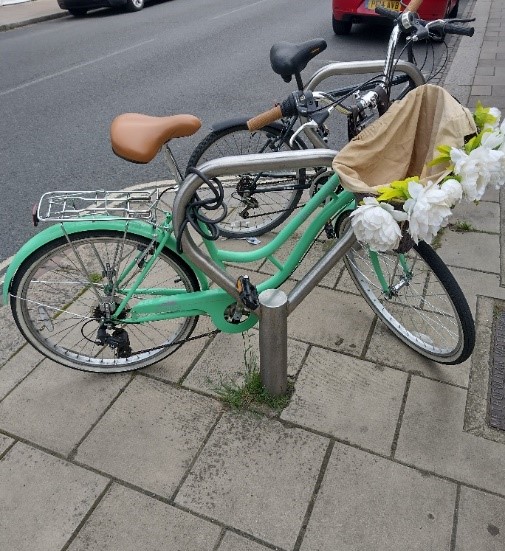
332, 0, 460, 35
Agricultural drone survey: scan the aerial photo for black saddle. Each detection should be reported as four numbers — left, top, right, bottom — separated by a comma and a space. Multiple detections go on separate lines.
270, 39, 327, 83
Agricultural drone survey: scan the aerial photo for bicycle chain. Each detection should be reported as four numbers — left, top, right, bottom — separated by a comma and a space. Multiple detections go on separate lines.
129, 328, 221, 356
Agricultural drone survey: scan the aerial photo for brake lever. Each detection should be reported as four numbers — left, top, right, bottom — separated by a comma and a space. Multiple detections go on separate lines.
289, 120, 318, 147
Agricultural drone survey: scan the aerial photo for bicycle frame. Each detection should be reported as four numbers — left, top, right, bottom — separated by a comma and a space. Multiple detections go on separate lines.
121, 150, 357, 332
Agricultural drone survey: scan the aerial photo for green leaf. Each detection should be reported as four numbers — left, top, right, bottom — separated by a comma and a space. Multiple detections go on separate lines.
473, 101, 498, 131
427, 144, 452, 167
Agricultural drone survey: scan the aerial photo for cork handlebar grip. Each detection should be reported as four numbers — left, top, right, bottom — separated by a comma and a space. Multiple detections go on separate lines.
247, 105, 283, 131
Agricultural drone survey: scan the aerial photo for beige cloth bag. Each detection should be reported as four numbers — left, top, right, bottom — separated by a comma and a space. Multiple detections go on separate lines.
332, 84, 477, 194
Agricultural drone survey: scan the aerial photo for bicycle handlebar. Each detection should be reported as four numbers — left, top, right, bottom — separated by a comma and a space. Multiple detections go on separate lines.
247, 94, 297, 131
442, 22, 475, 36
247, 105, 283, 131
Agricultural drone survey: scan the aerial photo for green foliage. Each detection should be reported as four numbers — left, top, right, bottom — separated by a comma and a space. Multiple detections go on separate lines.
213, 333, 292, 411
474, 101, 499, 131
376, 177, 418, 203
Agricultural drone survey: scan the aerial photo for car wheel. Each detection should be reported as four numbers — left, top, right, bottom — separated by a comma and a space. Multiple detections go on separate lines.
126, 0, 144, 12
448, 0, 459, 18
68, 7, 87, 16
332, 16, 352, 35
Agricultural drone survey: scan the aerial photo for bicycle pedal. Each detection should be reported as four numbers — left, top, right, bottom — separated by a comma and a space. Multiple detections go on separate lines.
236, 275, 259, 310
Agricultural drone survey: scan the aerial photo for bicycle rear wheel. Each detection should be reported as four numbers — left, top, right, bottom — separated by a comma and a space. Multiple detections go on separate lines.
186, 124, 306, 238
344, 240, 475, 364
10, 230, 199, 373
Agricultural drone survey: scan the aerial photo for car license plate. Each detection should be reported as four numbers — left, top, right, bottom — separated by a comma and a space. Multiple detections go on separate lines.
366, 0, 402, 12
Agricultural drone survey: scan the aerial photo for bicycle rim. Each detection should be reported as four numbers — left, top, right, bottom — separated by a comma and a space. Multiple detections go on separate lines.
187, 125, 305, 238
344, 241, 474, 364
11, 231, 199, 373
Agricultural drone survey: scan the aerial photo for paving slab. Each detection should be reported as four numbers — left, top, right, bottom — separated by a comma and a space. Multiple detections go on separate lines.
0, 359, 131, 455
464, 296, 505, 444
67, 483, 221, 551
287, 285, 375, 356
218, 532, 272, 551
366, 320, 471, 387
142, 316, 217, 383
183, 329, 308, 396
455, 486, 505, 551
0, 442, 109, 551
300, 444, 456, 551
449, 266, 505, 316
176, 411, 329, 550
281, 346, 407, 455
451, 201, 500, 234
396, 376, 505, 494
75, 376, 222, 499
0, 433, 14, 455
0, 341, 44, 400
439, 230, 501, 273
0, 305, 27, 366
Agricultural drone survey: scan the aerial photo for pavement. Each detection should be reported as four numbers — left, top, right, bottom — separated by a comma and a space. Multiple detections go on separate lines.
2, 0, 505, 550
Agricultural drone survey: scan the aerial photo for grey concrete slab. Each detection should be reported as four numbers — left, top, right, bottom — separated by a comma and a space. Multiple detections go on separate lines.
67, 483, 221, 551
0, 360, 131, 456
0, 442, 108, 551
287, 285, 375, 356
176, 411, 329, 550
451, 201, 500, 234
464, 296, 505, 444
0, 305, 28, 367
300, 444, 456, 551
396, 376, 505, 494
142, 316, 217, 382
0, 433, 14, 455
438, 230, 500, 273
366, 320, 471, 387
75, 377, 222, 499
218, 532, 271, 551
0, 342, 44, 401
449, 267, 505, 316
455, 486, 505, 551
183, 330, 308, 396
281, 347, 407, 455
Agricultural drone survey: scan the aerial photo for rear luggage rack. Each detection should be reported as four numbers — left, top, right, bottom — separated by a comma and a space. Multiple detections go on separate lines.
37, 189, 162, 222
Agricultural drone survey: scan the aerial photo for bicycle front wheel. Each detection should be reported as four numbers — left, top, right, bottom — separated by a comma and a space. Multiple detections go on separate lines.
345, 240, 475, 364
10, 230, 200, 373
186, 124, 306, 238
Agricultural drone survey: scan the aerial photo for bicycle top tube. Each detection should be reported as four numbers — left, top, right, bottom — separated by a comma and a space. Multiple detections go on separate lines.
172, 149, 338, 302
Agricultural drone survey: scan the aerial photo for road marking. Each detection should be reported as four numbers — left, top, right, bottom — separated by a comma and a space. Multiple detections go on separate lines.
210, 0, 271, 20
0, 38, 157, 97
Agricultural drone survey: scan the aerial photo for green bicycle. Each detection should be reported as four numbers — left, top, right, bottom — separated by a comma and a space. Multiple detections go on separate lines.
3, 110, 475, 372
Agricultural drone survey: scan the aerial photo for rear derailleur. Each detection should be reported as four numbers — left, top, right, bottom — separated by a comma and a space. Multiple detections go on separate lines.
92, 302, 132, 358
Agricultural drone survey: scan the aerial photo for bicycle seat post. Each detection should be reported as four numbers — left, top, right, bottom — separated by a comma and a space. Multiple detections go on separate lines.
163, 143, 184, 185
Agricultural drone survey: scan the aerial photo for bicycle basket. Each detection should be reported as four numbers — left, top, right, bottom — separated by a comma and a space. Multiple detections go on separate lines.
332, 84, 477, 194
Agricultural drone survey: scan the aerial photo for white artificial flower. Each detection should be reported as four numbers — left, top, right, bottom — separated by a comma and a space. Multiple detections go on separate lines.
440, 178, 463, 206
469, 146, 505, 191
350, 197, 407, 252
450, 146, 497, 200
481, 130, 504, 150
403, 181, 453, 244
484, 107, 502, 131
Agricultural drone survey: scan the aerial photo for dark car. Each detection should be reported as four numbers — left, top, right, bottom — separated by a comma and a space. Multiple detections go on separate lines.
58, 0, 145, 17
332, 0, 459, 35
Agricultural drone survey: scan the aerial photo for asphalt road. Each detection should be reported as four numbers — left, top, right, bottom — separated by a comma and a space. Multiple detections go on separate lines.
0, 0, 469, 264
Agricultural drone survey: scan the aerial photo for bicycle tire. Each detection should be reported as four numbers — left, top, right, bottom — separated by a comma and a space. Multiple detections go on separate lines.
10, 230, 200, 373
186, 124, 306, 238
342, 235, 475, 364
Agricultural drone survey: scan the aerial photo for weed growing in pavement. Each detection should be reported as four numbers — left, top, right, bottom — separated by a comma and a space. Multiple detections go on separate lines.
213, 333, 293, 412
